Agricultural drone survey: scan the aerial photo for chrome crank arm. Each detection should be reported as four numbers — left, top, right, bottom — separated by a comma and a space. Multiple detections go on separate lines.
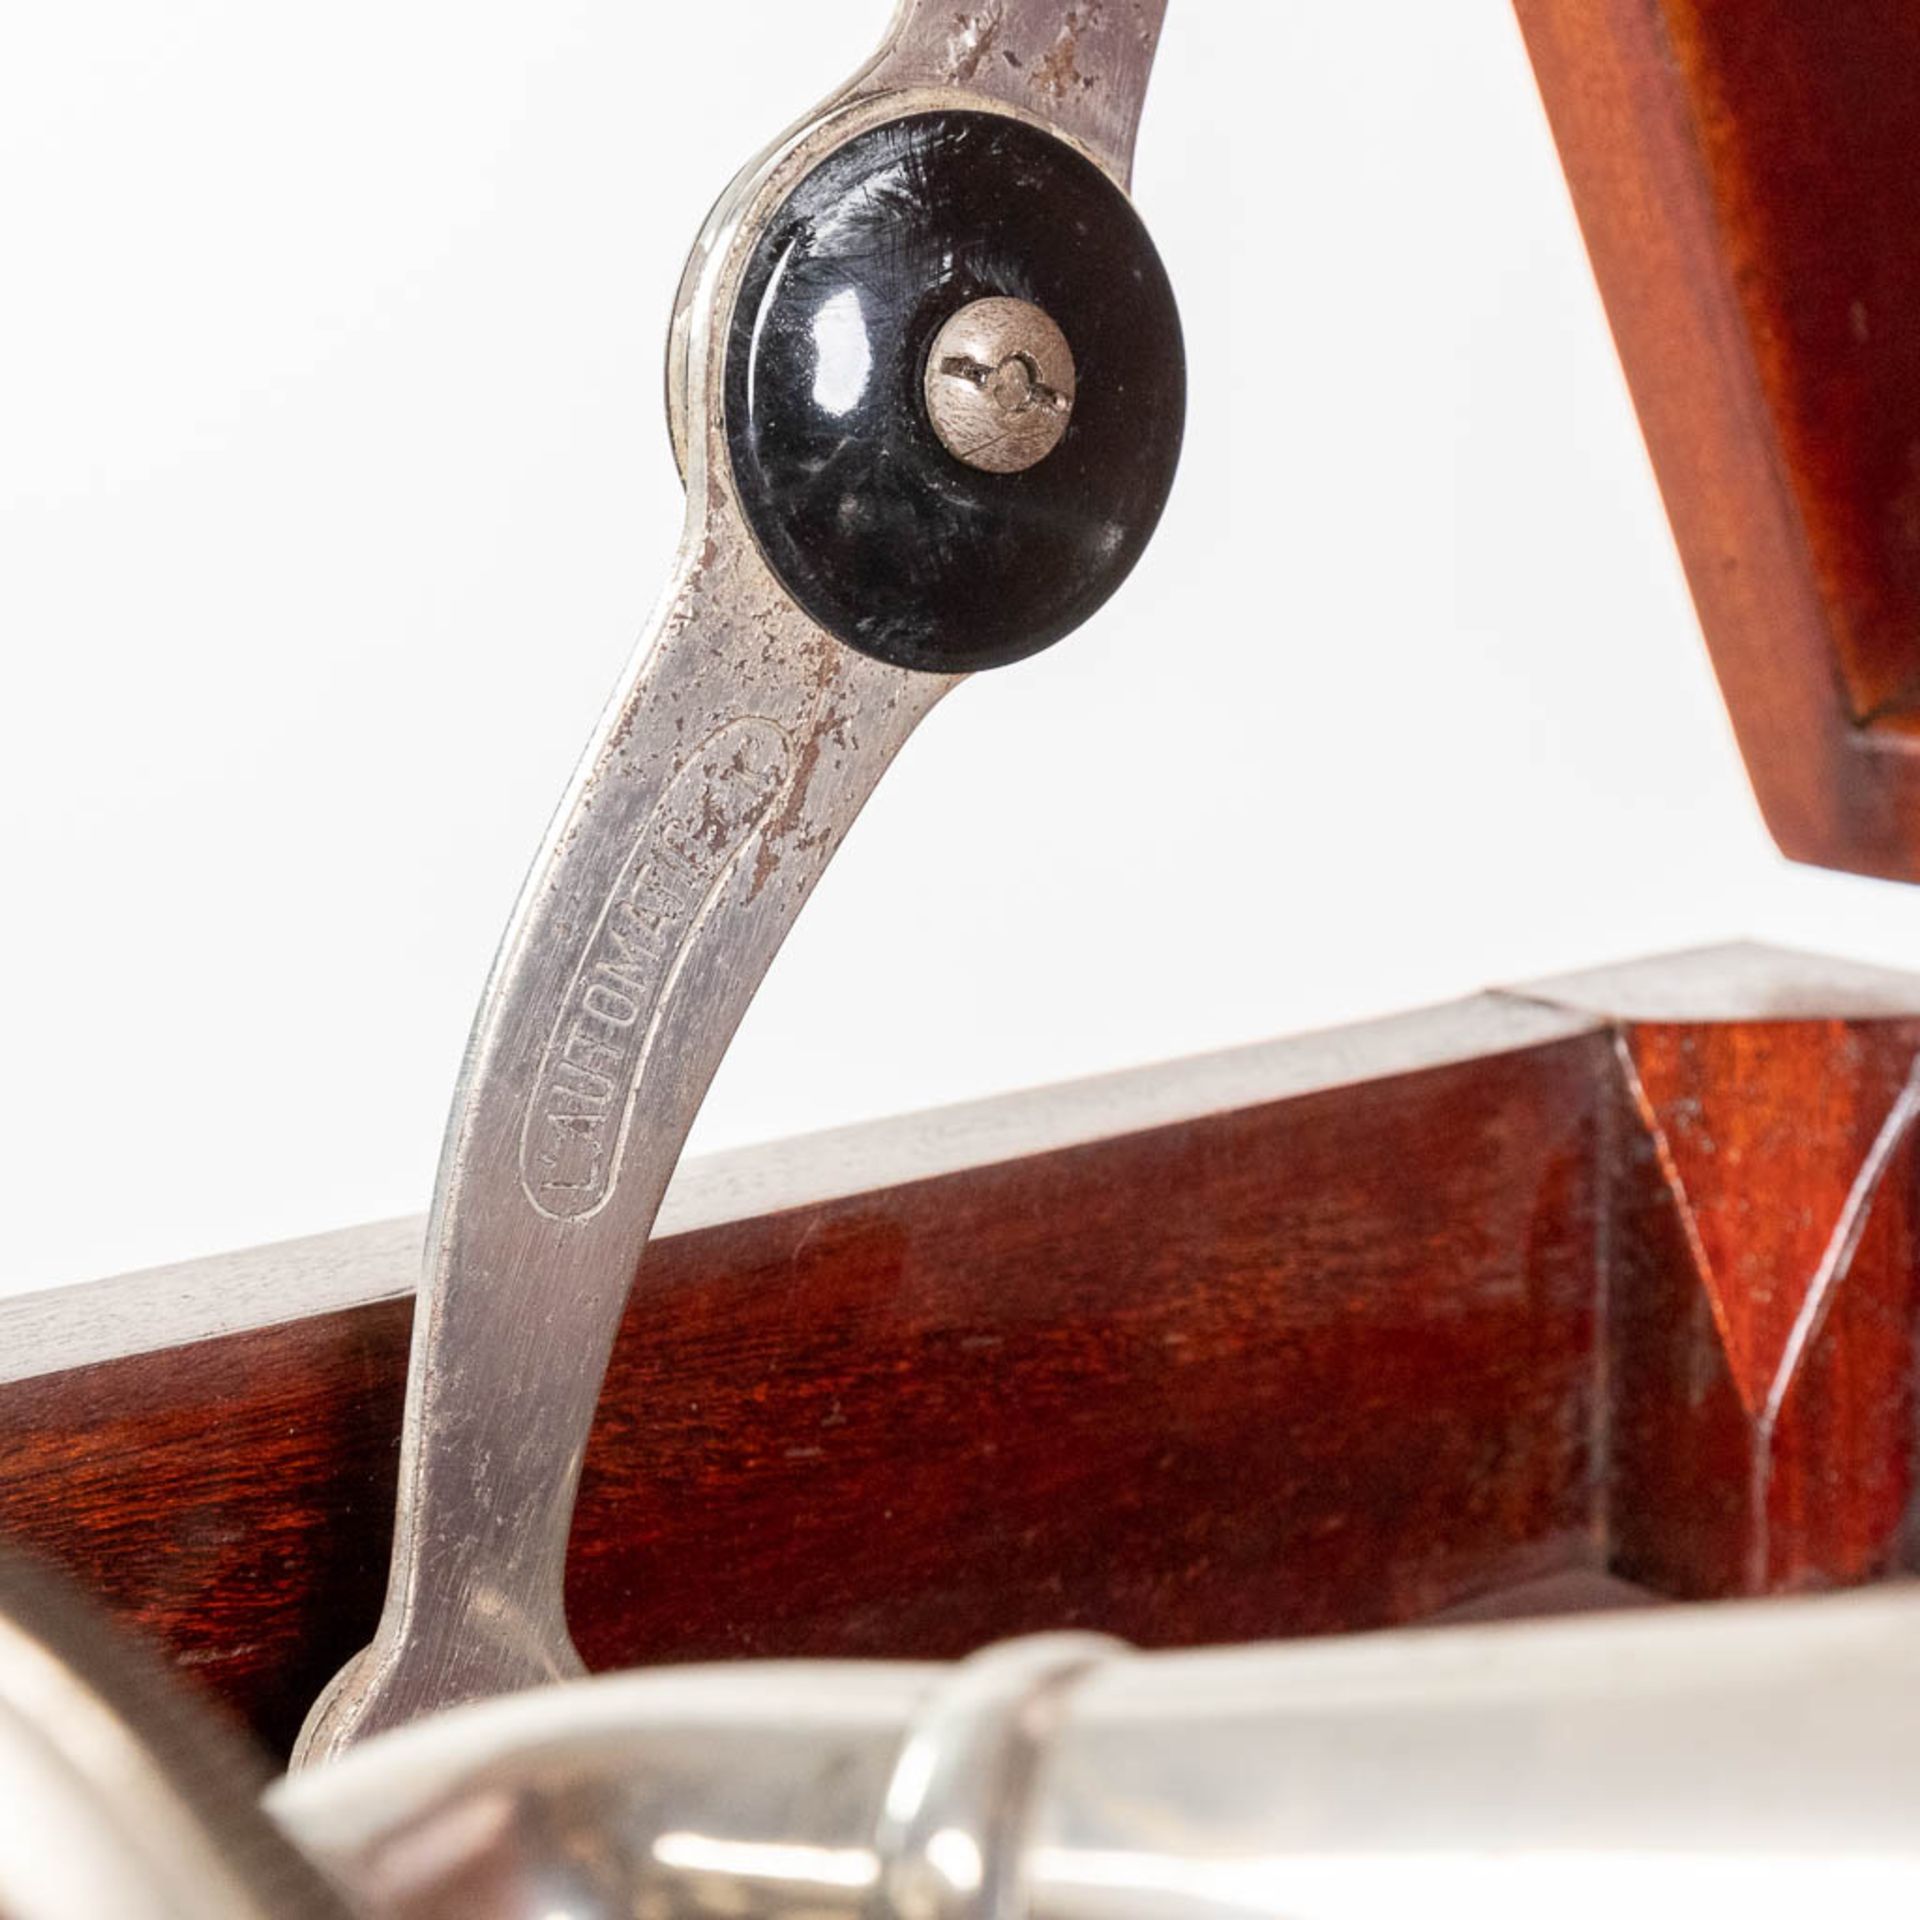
296, 0, 1183, 1765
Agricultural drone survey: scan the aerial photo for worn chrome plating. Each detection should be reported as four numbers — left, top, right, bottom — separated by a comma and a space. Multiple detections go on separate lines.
294, 0, 1169, 1767
273, 1594, 1920, 1918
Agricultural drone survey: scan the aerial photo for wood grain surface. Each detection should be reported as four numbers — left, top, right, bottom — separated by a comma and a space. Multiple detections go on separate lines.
1516, 1, 1920, 879
4, 948, 1919, 1760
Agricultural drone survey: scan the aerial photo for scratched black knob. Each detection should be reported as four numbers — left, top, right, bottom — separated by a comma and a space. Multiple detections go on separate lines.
723, 110, 1185, 675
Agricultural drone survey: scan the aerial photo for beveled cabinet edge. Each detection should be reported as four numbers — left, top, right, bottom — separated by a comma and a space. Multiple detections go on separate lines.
3, 995, 1595, 1385
9, 941, 1916, 1388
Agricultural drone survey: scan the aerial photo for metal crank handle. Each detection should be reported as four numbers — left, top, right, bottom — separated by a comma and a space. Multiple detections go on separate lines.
293, 0, 1184, 1767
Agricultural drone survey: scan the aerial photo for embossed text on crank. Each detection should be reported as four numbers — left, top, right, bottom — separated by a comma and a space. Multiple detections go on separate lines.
520, 717, 795, 1220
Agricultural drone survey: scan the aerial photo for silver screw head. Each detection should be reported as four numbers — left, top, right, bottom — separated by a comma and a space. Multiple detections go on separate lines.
924, 296, 1077, 474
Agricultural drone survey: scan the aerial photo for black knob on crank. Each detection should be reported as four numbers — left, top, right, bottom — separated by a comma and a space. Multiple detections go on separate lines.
725, 110, 1186, 675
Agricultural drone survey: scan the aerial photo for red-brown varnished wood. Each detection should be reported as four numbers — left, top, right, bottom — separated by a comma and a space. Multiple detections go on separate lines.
570, 1045, 1605, 1675
1516, 2, 1920, 879
0, 1030, 1608, 1759
0, 1301, 409, 1755
5, 949, 1920, 1763
1605, 1017, 1920, 1595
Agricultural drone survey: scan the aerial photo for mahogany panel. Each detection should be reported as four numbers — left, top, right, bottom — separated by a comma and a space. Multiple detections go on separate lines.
0, 1032, 1608, 1760
570, 1044, 1605, 1673
1516, 2, 1920, 879
1605, 1017, 1920, 1595
9, 952, 1920, 1765
1657, 3, 1920, 728
0, 1301, 408, 1756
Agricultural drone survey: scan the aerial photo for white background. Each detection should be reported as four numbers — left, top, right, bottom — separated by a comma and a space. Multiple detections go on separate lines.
8, 2, 1920, 1296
